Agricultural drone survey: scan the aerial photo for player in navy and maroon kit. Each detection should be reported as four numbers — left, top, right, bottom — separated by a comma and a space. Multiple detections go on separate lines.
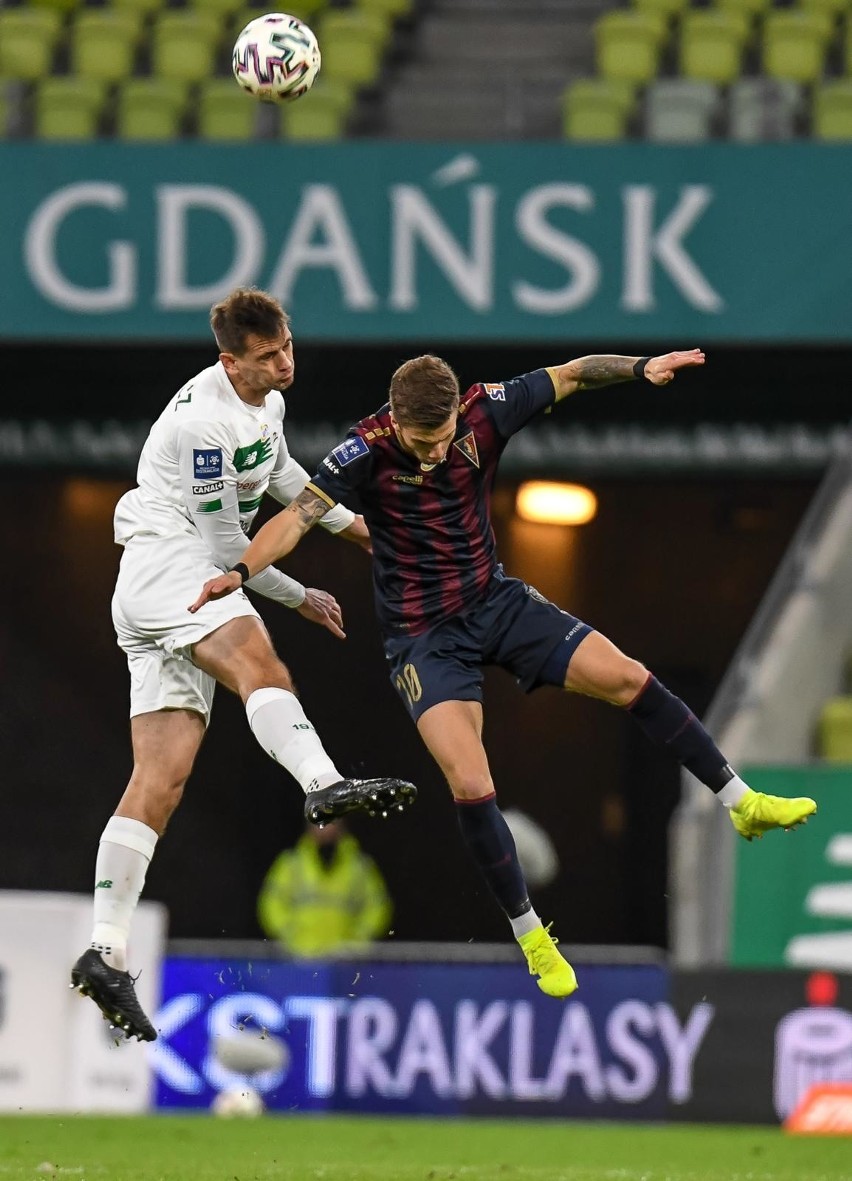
191, 348, 817, 998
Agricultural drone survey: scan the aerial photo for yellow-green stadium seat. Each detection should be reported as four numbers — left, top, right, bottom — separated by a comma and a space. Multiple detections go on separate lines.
762, 11, 833, 83
680, 11, 749, 85
813, 80, 852, 140
562, 78, 634, 141
72, 12, 141, 84
116, 78, 187, 140
645, 78, 720, 141
715, 0, 773, 17
318, 11, 388, 86
35, 77, 105, 139
151, 12, 221, 84
0, 9, 62, 81
185, 0, 245, 19
197, 78, 259, 139
356, 0, 414, 20
112, 0, 169, 18
29, 0, 82, 13
280, 79, 353, 139
799, 0, 849, 19
632, 0, 689, 20
595, 11, 667, 85
232, 2, 326, 36
818, 696, 852, 760
728, 78, 802, 140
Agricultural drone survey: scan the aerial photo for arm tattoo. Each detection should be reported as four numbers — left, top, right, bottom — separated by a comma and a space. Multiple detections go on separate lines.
574, 355, 638, 390
287, 487, 332, 533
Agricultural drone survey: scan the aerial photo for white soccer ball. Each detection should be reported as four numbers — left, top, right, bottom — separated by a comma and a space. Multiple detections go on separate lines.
211, 1085, 265, 1118
232, 12, 321, 103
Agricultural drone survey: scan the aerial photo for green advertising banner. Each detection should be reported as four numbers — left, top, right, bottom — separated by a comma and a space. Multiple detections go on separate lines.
0, 143, 851, 342
731, 766, 852, 967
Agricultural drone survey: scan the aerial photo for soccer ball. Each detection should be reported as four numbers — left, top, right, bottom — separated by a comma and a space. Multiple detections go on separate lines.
232, 12, 321, 103
210, 1085, 265, 1118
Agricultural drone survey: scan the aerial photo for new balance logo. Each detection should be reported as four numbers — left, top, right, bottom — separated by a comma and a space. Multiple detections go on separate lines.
96, 879, 113, 889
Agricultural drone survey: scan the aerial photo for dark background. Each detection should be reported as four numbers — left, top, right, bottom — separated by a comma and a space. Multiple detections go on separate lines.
0, 338, 838, 951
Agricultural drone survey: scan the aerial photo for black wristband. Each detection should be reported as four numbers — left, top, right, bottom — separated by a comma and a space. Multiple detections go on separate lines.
633, 356, 652, 381
230, 562, 250, 584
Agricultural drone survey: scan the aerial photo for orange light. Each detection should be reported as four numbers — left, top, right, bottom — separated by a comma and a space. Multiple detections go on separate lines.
515, 481, 597, 526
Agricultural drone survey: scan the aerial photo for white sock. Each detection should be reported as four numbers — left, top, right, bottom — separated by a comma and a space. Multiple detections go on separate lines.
246, 687, 341, 794
91, 815, 158, 971
511, 908, 541, 939
718, 774, 750, 809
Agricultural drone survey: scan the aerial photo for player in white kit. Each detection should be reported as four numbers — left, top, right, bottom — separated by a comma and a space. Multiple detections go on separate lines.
71, 289, 416, 1041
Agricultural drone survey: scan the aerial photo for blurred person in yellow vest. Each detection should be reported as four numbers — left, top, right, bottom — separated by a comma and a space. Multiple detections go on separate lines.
257, 820, 392, 957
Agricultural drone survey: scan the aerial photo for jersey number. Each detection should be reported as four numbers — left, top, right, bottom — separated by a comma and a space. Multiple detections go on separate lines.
395, 663, 422, 707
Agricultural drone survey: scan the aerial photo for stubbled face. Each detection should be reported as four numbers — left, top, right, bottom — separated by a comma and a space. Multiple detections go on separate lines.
222, 328, 294, 402
392, 412, 458, 469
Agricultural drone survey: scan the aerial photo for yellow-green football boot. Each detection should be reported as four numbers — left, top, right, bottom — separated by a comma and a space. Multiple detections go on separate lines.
518, 924, 578, 998
730, 788, 817, 842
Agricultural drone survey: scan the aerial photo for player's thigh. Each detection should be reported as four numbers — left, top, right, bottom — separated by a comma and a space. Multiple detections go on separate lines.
487, 577, 591, 692
191, 615, 291, 697
129, 708, 206, 789
416, 699, 494, 801
563, 630, 647, 705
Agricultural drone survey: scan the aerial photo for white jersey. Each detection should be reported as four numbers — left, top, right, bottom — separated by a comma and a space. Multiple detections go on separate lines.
114, 361, 354, 607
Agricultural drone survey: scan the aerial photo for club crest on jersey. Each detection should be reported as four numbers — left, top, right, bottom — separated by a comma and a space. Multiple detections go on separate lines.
331, 436, 369, 466
453, 432, 480, 469
193, 448, 223, 478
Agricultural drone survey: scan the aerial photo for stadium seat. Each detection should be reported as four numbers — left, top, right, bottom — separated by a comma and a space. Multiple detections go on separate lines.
232, 0, 326, 31
197, 78, 259, 139
356, 0, 414, 20
186, 0, 246, 19
116, 78, 187, 140
728, 78, 802, 140
280, 78, 353, 139
632, 0, 689, 20
680, 11, 749, 85
0, 9, 61, 82
35, 77, 105, 139
151, 12, 221, 84
318, 10, 388, 86
562, 78, 635, 141
645, 79, 721, 142
799, 0, 849, 19
112, 0, 169, 17
715, 0, 774, 17
813, 80, 852, 140
72, 12, 141, 84
818, 696, 852, 760
29, 0, 82, 12
594, 11, 667, 85
762, 11, 833, 84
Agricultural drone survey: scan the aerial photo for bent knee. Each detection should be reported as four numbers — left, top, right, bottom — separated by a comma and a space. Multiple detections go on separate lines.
616, 660, 650, 706
446, 773, 495, 802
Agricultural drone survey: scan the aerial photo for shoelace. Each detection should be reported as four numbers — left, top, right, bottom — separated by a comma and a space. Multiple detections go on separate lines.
526, 924, 559, 975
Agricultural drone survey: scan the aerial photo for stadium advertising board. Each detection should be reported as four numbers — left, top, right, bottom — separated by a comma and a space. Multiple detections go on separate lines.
672, 969, 852, 1125
153, 958, 696, 1118
1, 144, 851, 343
732, 768, 852, 970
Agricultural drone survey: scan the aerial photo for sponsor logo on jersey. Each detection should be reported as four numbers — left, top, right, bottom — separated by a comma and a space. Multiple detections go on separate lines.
234, 438, 273, 472
392, 474, 423, 485
453, 432, 480, 469
192, 480, 224, 495
485, 383, 506, 401
193, 449, 223, 478
322, 457, 341, 475
331, 436, 369, 466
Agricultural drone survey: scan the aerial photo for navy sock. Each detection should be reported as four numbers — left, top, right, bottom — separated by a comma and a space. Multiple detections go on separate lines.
455, 793, 531, 919
627, 675, 734, 793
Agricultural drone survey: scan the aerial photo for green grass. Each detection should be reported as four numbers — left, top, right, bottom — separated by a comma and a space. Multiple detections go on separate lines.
0, 1115, 848, 1181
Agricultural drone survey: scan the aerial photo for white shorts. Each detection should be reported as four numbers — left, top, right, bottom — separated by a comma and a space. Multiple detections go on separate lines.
112, 532, 260, 724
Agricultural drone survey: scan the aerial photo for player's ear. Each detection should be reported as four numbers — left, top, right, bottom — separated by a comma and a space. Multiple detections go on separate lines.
220, 352, 238, 374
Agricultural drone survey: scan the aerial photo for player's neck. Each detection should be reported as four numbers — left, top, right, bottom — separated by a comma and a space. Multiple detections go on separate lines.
226, 372, 267, 408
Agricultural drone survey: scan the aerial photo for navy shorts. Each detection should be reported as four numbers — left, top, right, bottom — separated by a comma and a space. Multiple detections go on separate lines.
383, 571, 593, 722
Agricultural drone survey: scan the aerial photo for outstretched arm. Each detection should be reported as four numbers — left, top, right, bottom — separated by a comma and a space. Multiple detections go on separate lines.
550, 349, 705, 402
188, 485, 332, 613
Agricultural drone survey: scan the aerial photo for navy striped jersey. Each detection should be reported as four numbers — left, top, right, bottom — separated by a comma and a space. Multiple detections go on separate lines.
309, 368, 558, 636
